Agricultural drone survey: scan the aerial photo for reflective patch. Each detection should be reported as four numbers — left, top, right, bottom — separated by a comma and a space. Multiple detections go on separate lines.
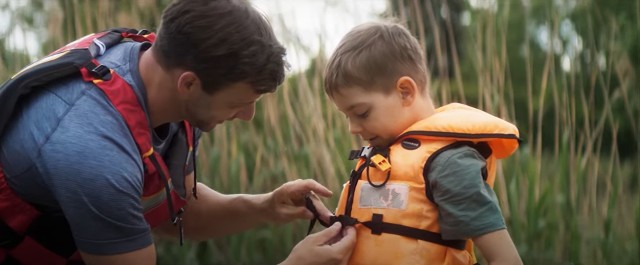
358, 183, 409, 209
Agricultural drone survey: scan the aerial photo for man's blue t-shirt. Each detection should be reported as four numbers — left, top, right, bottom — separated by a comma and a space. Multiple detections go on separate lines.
0, 42, 197, 255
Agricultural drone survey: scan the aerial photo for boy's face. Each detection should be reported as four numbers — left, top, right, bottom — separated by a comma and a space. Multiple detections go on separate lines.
331, 85, 416, 148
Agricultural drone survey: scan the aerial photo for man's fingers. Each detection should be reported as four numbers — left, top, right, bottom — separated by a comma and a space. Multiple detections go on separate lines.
330, 226, 356, 250
308, 222, 343, 243
307, 193, 334, 224
299, 179, 332, 197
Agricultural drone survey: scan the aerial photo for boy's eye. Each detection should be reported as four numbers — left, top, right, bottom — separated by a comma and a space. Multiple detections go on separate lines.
356, 110, 370, 119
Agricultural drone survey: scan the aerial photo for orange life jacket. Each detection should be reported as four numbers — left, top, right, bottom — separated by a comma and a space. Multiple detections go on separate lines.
334, 103, 520, 265
0, 28, 195, 265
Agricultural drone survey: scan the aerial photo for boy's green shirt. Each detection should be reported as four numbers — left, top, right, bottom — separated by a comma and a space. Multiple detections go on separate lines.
428, 145, 506, 240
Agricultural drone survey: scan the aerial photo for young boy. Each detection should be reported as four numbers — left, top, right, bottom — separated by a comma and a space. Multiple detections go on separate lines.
322, 21, 523, 265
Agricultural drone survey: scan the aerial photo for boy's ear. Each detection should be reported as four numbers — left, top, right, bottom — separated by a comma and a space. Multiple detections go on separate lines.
396, 76, 418, 106
176, 71, 201, 95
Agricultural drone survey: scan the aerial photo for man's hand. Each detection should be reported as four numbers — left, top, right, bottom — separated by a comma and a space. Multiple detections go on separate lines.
280, 222, 356, 265
267, 179, 334, 223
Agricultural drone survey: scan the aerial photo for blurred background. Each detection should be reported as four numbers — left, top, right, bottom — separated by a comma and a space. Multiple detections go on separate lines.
1, 0, 638, 264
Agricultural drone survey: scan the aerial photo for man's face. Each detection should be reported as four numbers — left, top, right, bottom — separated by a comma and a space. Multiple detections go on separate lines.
185, 82, 263, 132
331, 86, 414, 148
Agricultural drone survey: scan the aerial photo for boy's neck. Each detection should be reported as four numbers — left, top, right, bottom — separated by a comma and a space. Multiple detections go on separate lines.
413, 95, 437, 121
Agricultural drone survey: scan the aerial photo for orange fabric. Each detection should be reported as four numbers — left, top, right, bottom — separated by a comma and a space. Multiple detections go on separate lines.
335, 103, 519, 265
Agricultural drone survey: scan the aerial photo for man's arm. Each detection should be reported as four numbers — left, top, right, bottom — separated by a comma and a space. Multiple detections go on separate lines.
155, 174, 333, 240
473, 229, 523, 265
79, 245, 156, 265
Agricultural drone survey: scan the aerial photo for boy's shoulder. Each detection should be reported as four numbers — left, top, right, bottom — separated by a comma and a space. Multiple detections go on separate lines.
435, 143, 484, 161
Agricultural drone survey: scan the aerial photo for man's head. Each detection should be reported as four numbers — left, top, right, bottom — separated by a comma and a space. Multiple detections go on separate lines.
152, 0, 287, 131
324, 21, 433, 148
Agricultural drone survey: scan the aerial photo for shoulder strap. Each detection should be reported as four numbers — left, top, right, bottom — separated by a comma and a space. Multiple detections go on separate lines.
0, 28, 165, 264
422, 141, 492, 204
0, 28, 149, 135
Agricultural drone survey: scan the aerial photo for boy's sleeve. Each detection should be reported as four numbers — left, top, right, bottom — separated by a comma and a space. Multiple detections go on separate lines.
426, 145, 506, 240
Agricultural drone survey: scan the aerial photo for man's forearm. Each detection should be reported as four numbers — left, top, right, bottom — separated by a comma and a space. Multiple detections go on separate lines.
179, 182, 273, 240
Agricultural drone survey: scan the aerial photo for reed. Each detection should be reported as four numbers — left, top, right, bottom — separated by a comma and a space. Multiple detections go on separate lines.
0, 0, 637, 264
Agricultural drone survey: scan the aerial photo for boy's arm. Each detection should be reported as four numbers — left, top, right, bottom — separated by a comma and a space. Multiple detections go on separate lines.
427, 145, 523, 263
473, 229, 523, 265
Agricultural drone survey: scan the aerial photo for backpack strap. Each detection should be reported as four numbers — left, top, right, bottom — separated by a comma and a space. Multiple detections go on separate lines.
0, 28, 153, 134
0, 168, 71, 265
0, 28, 191, 263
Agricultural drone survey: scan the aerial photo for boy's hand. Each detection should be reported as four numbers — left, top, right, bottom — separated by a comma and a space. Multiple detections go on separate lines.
280, 222, 356, 265
266, 179, 333, 223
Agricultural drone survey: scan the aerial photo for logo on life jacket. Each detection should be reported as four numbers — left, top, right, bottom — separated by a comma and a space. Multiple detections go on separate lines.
400, 138, 420, 150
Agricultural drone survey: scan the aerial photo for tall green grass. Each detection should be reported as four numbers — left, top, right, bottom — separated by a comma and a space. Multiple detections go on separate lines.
1, 0, 638, 264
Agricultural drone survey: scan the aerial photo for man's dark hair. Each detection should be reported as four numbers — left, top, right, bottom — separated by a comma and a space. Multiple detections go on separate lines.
154, 0, 287, 94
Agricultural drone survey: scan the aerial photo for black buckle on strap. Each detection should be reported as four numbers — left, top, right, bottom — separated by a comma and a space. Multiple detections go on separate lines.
348, 146, 391, 160
85, 61, 112, 81
90, 64, 111, 80
330, 215, 359, 227
348, 146, 374, 160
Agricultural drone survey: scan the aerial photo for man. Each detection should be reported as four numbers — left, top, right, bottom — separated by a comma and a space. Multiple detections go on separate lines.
0, 0, 355, 264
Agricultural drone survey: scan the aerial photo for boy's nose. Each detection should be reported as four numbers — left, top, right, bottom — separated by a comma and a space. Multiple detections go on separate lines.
348, 120, 362, 135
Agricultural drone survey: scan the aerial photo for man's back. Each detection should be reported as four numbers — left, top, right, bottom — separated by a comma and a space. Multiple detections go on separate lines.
0, 41, 157, 254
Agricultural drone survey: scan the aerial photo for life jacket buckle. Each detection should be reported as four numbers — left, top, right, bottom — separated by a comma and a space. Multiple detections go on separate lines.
332, 215, 359, 227
348, 146, 374, 160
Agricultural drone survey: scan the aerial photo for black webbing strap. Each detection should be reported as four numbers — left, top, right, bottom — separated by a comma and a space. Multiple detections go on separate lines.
304, 196, 359, 235
303, 205, 466, 250
148, 153, 184, 246
344, 163, 367, 217
304, 195, 331, 235
0, 220, 22, 249
361, 213, 467, 250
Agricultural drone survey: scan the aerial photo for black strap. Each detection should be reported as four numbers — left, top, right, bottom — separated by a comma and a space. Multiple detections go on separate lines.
304, 196, 359, 235
0, 220, 22, 249
191, 129, 198, 200
304, 195, 331, 235
423, 141, 491, 204
148, 153, 184, 246
361, 213, 467, 250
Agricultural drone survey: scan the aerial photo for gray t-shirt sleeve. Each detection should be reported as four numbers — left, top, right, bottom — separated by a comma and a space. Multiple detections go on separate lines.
38, 90, 152, 255
427, 145, 506, 240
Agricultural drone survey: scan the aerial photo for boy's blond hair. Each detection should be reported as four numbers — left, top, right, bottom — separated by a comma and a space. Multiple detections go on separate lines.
324, 21, 429, 97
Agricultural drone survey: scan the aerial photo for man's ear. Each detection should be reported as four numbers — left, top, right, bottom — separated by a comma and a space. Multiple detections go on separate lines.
176, 71, 200, 95
396, 76, 418, 106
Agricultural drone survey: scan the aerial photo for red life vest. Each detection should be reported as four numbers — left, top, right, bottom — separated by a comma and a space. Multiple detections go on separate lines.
0, 28, 194, 265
